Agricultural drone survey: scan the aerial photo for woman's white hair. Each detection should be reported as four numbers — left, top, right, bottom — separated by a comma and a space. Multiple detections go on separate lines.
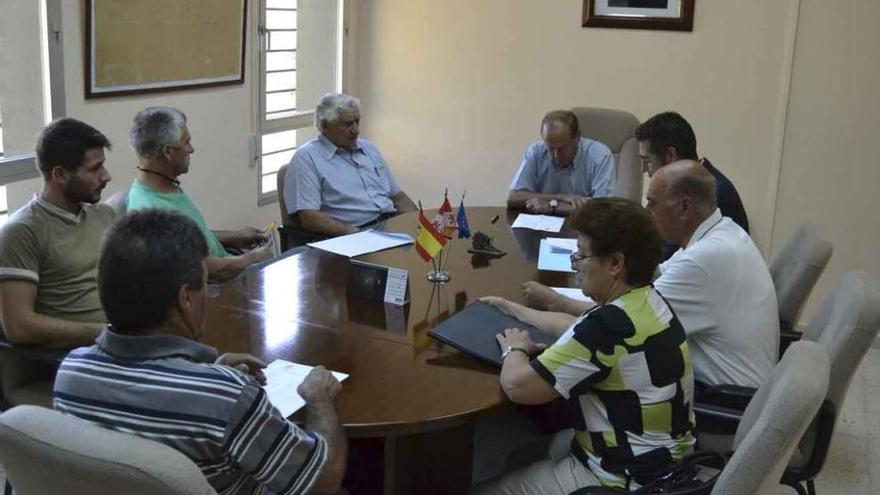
315, 93, 360, 129
129, 107, 188, 160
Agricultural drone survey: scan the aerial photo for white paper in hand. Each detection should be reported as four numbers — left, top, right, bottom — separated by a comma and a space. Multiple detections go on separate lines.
262, 360, 348, 418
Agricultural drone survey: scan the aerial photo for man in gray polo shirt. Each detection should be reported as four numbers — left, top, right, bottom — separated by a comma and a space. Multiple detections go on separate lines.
507, 110, 616, 215
0, 118, 115, 349
284, 92, 417, 237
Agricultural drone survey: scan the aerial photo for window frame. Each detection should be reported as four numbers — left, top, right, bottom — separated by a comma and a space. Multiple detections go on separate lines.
255, 0, 345, 206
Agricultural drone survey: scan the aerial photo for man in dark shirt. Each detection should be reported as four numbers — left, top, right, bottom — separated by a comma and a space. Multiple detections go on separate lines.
635, 111, 750, 236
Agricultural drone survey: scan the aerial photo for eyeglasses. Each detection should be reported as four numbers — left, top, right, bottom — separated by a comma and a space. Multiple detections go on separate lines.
569, 251, 595, 270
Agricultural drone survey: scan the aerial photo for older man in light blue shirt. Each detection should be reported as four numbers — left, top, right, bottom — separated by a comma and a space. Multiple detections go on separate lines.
284, 93, 417, 237
508, 110, 616, 215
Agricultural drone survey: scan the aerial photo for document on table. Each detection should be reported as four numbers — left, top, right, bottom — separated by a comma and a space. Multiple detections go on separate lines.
547, 237, 577, 253
551, 287, 594, 304
510, 214, 565, 233
262, 360, 349, 418
307, 230, 414, 258
537, 238, 576, 273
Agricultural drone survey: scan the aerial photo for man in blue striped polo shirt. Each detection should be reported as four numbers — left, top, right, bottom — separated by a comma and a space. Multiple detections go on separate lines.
53, 210, 346, 495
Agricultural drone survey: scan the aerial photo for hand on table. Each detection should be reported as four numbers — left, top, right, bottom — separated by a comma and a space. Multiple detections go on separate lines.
521, 281, 561, 311
297, 366, 342, 404
480, 296, 515, 316
565, 195, 589, 211
216, 353, 267, 385
496, 328, 546, 356
525, 198, 552, 214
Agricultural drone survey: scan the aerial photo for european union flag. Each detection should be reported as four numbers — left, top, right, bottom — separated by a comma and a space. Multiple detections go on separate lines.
456, 199, 471, 238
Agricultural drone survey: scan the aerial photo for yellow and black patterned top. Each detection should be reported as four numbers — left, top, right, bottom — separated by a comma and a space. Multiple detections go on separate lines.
532, 285, 696, 489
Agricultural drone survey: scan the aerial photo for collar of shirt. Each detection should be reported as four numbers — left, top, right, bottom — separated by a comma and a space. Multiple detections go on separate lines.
549, 137, 586, 171
317, 134, 364, 160
33, 193, 85, 225
686, 208, 723, 250
96, 326, 219, 363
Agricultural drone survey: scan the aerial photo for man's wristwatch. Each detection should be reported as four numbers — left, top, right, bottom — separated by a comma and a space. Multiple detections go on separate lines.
548, 199, 558, 213
501, 346, 529, 361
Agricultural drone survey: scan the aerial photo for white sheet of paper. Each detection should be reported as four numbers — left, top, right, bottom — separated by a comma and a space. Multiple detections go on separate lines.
537, 239, 576, 273
307, 230, 414, 258
510, 214, 565, 233
547, 237, 577, 253
551, 287, 593, 304
262, 360, 349, 418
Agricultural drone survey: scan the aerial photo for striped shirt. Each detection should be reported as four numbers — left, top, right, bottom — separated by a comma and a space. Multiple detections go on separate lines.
532, 286, 695, 489
53, 328, 327, 495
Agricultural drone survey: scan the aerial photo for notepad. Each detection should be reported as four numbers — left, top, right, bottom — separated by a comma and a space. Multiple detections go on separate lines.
307, 230, 414, 258
537, 239, 576, 273
510, 214, 565, 233
262, 360, 349, 417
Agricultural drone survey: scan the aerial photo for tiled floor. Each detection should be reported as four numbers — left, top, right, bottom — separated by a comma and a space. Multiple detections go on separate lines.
1, 349, 879, 493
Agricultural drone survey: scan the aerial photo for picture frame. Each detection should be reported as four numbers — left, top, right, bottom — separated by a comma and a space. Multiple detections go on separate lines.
85, 0, 248, 98
582, 0, 695, 32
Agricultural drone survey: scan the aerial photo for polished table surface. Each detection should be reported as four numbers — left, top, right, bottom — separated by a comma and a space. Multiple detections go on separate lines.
202, 207, 575, 438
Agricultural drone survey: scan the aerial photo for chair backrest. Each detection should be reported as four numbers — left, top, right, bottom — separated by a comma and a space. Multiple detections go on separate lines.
769, 224, 833, 330
787, 271, 880, 468
712, 341, 829, 495
277, 164, 296, 229
0, 405, 217, 495
570, 107, 642, 202
104, 190, 129, 215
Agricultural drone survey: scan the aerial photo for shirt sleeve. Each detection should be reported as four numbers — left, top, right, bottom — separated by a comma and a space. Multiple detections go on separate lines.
531, 318, 606, 399
654, 256, 714, 336
589, 148, 616, 198
224, 385, 327, 495
286, 150, 323, 214
0, 221, 41, 283
509, 144, 540, 192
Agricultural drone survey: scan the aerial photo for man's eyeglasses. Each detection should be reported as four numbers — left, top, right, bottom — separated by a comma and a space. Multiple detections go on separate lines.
570, 251, 594, 270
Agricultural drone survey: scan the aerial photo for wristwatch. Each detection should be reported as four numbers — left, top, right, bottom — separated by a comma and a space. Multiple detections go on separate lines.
548, 199, 558, 213
501, 346, 529, 361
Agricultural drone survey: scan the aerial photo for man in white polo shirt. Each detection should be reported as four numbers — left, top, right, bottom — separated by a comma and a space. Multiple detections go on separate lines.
521, 161, 778, 390
646, 161, 778, 389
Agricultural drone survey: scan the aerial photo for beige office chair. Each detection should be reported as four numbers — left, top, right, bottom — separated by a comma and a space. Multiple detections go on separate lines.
574, 341, 830, 495
771, 223, 833, 334
570, 107, 642, 202
0, 405, 217, 495
780, 270, 880, 495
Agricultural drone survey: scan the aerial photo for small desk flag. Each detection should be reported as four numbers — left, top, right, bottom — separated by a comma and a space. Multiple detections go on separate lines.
416, 207, 447, 261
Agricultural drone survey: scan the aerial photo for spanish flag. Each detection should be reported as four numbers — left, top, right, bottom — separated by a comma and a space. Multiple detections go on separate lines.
416, 206, 447, 261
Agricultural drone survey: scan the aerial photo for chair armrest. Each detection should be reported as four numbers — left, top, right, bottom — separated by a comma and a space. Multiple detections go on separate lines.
695, 384, 758, 412
779, 329, 802, 358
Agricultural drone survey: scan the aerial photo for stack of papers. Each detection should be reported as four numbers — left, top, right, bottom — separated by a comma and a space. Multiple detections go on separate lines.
537, 238, 576, 273
510, 214, 565, 233
307, 230, 413, 258
262, 360, 349, 417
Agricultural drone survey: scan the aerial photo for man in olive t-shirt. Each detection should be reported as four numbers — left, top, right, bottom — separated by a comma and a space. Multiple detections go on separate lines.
0, 118, 115, 351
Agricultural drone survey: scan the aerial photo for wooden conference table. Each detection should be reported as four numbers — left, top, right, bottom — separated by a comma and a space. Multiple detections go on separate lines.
201, 207, 576, 494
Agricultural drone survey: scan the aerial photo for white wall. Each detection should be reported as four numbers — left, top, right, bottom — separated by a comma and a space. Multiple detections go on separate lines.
0, 0, 46, 155
5, 0, 280, 229
349, 0, 798, 253
770, 0, 880, 319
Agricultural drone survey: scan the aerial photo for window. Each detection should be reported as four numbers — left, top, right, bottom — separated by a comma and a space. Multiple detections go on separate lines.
256, 0, 343, 203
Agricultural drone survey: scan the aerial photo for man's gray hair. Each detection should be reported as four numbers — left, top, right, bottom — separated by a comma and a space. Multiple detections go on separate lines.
315, 93, 360, 129
129, 107, 188, 160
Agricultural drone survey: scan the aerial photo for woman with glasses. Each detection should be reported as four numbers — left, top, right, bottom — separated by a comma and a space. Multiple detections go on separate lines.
474, 198, 695, 494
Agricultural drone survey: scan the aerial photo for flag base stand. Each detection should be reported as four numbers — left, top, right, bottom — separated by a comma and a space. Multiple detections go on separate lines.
426, 270, 450, 283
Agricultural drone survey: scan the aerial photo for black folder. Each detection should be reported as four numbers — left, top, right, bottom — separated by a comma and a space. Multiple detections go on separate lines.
428, 301, 557, 367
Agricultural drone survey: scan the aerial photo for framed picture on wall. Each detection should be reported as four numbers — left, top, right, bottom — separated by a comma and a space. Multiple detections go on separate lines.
85, 0, 248, 98
582, 0, 695, 32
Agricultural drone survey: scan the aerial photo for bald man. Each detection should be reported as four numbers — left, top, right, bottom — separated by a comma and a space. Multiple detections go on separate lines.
507, 110, 616, 215
520, 161, 778, 390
